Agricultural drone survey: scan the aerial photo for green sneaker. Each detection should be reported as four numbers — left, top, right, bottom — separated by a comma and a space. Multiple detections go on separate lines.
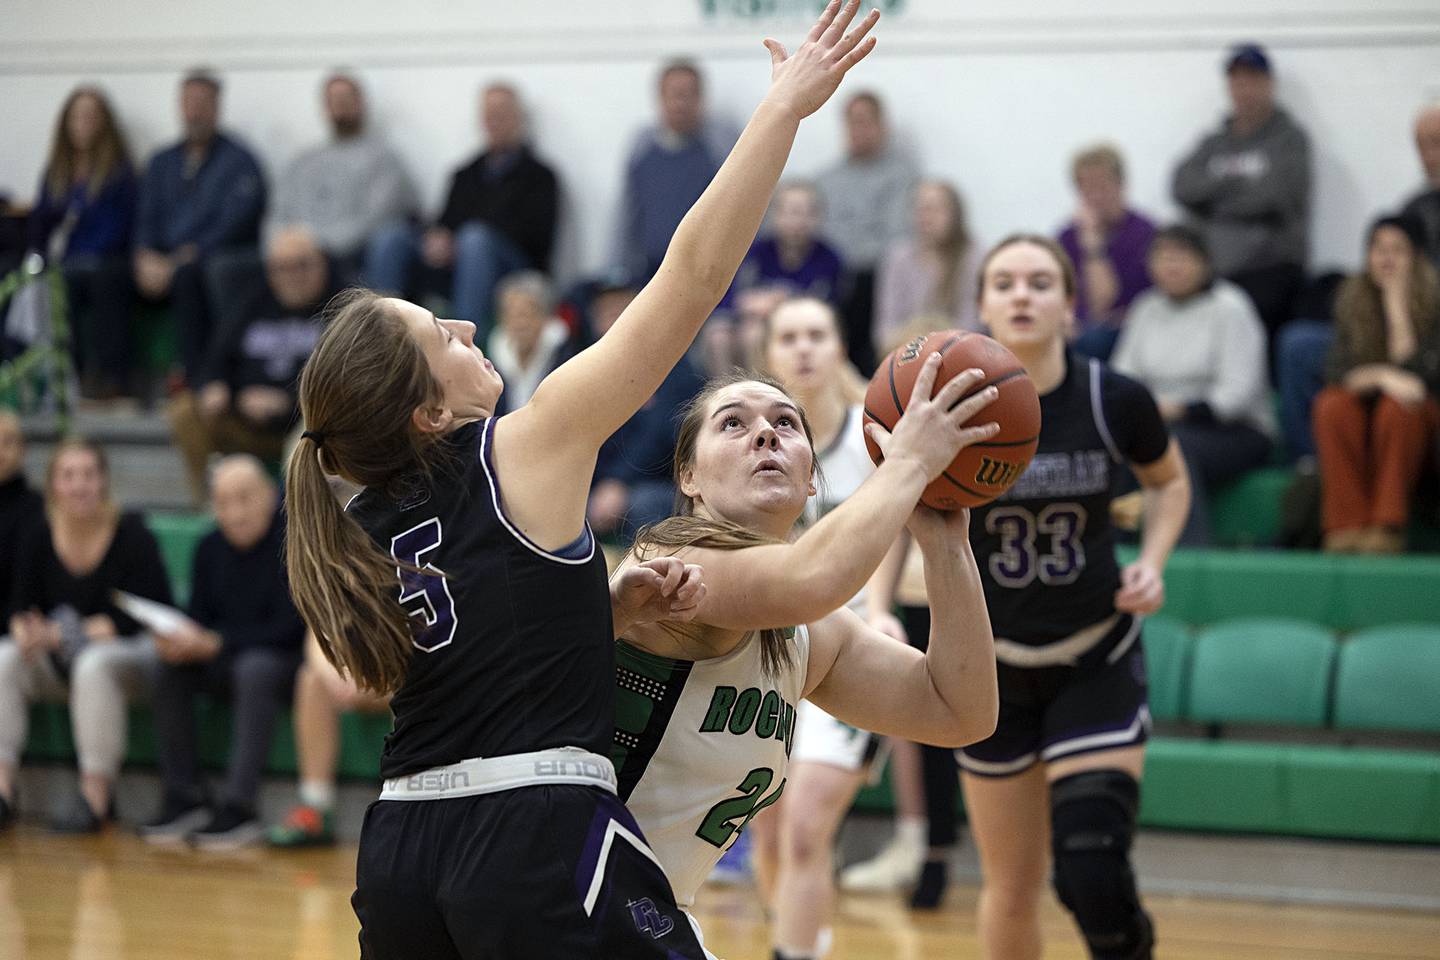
266, 803, 335, 848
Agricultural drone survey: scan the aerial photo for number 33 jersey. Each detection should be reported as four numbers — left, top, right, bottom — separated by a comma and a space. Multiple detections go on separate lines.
611, 627, 810, 908
968, 353, 1169, 644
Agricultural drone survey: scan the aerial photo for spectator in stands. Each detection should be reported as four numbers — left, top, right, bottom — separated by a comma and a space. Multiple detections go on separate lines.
0, 412, 42, 628
139, 456, 302, 848
1056, 143, 1157, 361
0, 438, 172, 832
587, 276, 704, 541
1313, 214, 1440, 553
1172, 44, 1311, 340
267, 633, 389, 847
874, 179, 981, 354
1401, 104, 1440, 269
366, 82, 558, 337
1113, 225, 1274, 546
817, 91, 918, 373
168, 226, 336, 505
134, 70, 266, 382
732, 181, 844, 304
265, 72, 416, 280
616, 59, 738, 281
489, 271, 574, 416
28, 87, 137, 401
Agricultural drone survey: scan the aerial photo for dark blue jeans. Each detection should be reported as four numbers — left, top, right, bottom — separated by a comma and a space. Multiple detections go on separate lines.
1275, 319, 1333, 461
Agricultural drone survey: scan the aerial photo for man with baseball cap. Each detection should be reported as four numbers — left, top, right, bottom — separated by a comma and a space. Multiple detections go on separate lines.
1172, 43, 1312, 346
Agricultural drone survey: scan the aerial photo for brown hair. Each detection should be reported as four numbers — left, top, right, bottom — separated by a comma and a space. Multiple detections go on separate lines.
627, 372, 819, 679
1071, 143, 1126, 185
1334, 222, 1440, 368
44, 86, 132, 200
976, 233, 1078, 303
44, 436, 117, 523
917, 180, 974, 319
285, 289, 446, 695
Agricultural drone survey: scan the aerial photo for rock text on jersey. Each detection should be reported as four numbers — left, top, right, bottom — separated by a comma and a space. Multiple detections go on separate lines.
1000, 449, 1110, 502
699, 686, 797, 757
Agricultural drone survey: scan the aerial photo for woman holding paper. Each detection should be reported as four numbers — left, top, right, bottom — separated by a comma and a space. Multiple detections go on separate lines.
0, 437, 173, 833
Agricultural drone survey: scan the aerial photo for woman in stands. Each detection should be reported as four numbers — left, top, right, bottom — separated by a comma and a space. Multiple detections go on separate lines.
283, 4, 881, 956
613, 361, 1000, 958
29, 87, 138, 401
1313, 213, 1440, 553
742, 296, 907, 959
0, 438, 172, 832
956, 235, 1190, 960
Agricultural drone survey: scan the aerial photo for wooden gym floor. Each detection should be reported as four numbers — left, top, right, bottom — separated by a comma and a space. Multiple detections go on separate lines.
1, 826, 1438, 959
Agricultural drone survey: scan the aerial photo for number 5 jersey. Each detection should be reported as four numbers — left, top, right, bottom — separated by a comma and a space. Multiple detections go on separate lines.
612, 627, 810, 908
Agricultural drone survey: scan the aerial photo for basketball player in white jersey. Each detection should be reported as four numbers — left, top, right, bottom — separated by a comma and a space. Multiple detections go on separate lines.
610, 360, 1001, 959
743, 296, 905, 960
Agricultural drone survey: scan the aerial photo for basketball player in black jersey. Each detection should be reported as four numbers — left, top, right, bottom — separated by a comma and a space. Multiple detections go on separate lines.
960, 236, 1191, 960
281, 4, 881, 957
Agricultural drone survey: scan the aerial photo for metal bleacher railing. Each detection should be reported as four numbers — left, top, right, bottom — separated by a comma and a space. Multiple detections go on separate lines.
0, 255, 74, 429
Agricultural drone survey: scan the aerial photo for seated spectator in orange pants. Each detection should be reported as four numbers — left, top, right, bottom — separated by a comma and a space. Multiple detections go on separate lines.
1314, 213, 1440, 553
169, 226, 338, 503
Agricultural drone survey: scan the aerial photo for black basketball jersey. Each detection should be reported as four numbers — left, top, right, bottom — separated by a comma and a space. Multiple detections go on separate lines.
968, 353, 1169, 644
347, 417, 613, 779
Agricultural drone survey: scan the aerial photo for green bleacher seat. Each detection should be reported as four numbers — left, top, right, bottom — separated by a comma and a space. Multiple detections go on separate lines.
1141, 617, 1191, 722
1209, 467, 1290, 548
1187, 619, 1336, 727
1141, 738, 1287, 833
1334, 624, 1440, 734
144, 512, 215, 606
1283, 746, 1440, 842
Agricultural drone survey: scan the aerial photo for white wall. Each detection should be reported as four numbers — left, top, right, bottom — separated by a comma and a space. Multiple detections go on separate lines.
3, 0, 1439, 279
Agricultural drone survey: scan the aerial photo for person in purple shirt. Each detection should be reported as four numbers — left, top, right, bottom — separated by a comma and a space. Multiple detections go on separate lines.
1057, 144, 1157, 362
735, 181, 845, 304
27, 87, 138, 399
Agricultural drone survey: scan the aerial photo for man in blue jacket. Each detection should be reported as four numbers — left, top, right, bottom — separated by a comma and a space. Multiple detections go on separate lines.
134, 70, 266, 383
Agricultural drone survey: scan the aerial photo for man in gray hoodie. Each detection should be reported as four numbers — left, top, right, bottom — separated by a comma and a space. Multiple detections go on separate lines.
1172, 44, 1311, 341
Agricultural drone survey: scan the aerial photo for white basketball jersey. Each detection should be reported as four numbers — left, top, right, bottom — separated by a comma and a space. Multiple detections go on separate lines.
612, 627, 810, 907
805, 405, 875, 615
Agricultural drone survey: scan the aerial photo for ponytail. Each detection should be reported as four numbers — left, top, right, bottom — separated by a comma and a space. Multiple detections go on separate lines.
284, 289, 444, 695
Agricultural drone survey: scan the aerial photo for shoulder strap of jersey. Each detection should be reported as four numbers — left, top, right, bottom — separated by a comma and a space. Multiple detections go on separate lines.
1087, 358, 1125, 464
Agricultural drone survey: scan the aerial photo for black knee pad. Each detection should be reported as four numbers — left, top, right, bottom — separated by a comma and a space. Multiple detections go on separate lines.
1050, 770, 1154, 960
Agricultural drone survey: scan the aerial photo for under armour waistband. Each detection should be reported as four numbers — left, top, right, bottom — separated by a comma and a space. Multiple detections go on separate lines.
379, 747, 618, 801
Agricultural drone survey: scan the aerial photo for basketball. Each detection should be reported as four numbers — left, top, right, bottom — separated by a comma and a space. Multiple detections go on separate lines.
863, 330, 1041, 510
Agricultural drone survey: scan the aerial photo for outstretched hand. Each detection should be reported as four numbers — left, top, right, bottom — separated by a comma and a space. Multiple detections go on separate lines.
763, 0, 881, 120
612, 557, 707, 630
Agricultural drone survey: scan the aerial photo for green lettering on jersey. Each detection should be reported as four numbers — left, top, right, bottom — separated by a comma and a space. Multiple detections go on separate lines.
699, 686, 738, 733
728, 688, 762, 735
754, 690, 781, 738
780, 700, 795, 756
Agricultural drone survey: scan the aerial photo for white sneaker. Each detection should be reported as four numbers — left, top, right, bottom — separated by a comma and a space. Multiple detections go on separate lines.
838, 830, 924, 893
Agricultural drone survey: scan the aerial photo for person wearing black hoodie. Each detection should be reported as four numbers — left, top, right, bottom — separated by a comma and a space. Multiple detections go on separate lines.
168, 225, 338, 504
140, 456, 304, 848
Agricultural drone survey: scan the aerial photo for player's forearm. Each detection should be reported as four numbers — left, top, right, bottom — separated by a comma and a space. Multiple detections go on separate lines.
785, 457, 929, 619
863, 533, 911, 620
915, 533, 997, 745
657, 102, 800, 305
1138, 470, 1190, 570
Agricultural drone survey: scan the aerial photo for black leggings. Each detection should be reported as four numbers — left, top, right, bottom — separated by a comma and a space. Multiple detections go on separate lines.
902, 603, 960, 850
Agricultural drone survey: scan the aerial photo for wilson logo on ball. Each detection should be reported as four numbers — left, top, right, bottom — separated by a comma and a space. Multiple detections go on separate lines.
897, 335, 927, 364
974, 457, 1020, 488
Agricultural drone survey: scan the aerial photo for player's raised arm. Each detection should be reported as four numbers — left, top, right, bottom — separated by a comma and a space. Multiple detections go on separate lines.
520, 0, 879, 448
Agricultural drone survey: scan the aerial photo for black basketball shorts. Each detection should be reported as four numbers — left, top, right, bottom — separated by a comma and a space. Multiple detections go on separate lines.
353, 784, 707, 959
958, 614, 1151, 778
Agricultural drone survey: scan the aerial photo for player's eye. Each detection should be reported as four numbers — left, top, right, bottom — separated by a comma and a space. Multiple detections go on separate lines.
723, 416, 742, 429
777, 416, 795, 427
